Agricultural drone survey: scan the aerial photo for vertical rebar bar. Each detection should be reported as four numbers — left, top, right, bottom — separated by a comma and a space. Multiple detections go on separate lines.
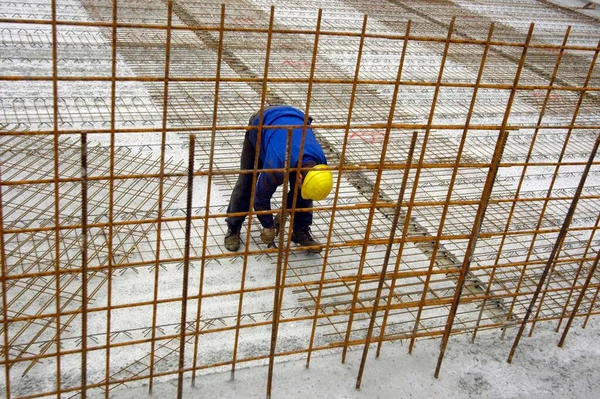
51, 0, 62, 395
266, 128, 294, 399
505, 38, 600, 324
353, 16, 413, 386
273, 8, 321, 365
355, 131, 418, 390
472, 26, 573, 342
0, 113, 11, 399
105, 0, 119, 397
193, 3, 225, 385
343, 21, 406, 365
149, 0, 173, 393
528, 41, 600, 335
434, 22, 536, 378
305, 12, 371, 369
374, 22, 413, 358
509, 134, 600, 362
232, 4, 276, 381
177, 134, 196, 398
435, 127, 510, 377
339, 13, 369, 364
410, 21, 494, 355
402, 17, 456, 356
2, 3, 600, 396
80, 131, 89, 397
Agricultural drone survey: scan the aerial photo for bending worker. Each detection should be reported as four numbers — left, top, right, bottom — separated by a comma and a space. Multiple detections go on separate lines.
224, 105, 333, 253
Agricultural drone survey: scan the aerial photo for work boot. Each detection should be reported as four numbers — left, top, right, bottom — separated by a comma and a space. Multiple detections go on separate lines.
291, 226, 322, 253
224, 227, 241, 252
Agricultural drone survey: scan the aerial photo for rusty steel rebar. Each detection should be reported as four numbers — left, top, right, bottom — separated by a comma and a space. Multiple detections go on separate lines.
0, 99, 11, 399
177, 134, 196, 398
51, 0, 63, 394
509, 134, 600, 363
192, 2, 226, 386
555, 213, 600, 332
104, 0, 119, 397
1, 1, 600, 397
339, 13, 370, 364
558, 249, 600, 348
406, 16, 458, 356
148, 0, 174, 392
266, 128, 294, 399
434, 21, 536, 377
353, 14, 415, 386
355, 131, 418, 389
471, 24, 573, 343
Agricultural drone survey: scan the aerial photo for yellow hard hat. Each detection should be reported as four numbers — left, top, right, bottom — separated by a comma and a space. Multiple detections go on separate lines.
301, 164, 333, 201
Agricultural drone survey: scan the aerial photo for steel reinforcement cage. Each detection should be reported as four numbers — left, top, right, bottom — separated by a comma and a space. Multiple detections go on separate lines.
1, 0, 600, 398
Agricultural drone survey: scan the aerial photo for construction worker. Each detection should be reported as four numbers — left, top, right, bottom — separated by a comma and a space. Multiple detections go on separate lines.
224, 105, 333, 253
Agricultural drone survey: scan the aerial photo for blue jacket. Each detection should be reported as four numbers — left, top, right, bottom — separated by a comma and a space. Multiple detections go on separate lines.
248, 106, 327, 228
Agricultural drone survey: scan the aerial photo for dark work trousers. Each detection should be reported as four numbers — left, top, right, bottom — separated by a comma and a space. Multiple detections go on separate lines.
225, 130, 314, 232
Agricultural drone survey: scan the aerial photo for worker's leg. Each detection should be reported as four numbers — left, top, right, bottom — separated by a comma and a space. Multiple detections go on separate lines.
283, 170, 321, 253
287, 191, 313, 229
226, 130, 258, 231
284, 171, 312, 228
286, 171, 321, 252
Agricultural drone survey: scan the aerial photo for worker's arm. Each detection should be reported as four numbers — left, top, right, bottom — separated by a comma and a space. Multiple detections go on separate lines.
254, 171, 281, 228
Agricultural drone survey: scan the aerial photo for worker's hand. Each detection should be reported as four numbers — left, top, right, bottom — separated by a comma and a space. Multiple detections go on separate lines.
260, 227, 277, 246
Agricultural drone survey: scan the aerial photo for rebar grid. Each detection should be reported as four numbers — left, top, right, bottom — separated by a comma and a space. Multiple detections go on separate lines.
1, 0, 600, 398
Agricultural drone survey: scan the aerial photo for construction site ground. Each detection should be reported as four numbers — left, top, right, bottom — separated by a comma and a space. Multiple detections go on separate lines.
1, 0, 600, 398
